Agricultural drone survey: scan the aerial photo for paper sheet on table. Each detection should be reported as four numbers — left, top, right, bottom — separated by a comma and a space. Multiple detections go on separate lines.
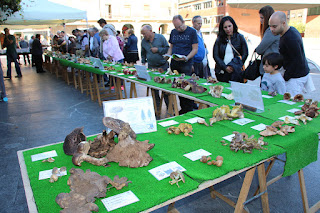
251, 123, 267, 131
230, 81, 264, 111
185, 117, 202, 124
31, 150, 57, 162
279, 115, 295, 121
278, 100, 296, 105
200, 82, 213, 86
287, 108, 301, 113
103, 97, 157, 134
262, 95, 273, 99
149, 162, 186, 181
158, 120, 179, 127
222, 134, 235, 142
183, 149, 211, 161
39, 168, 67, 180
232, 118, 255, 126
101, 191, 139, 211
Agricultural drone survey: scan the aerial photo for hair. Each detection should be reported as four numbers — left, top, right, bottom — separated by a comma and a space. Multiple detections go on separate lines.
61, 31, 65, 34
117, 30, 120, 35
35, 34, 41, 39
259, 5, 275, 38
263, 53, 283, 70
53, 35, 58, 40
4, 28, 8, 31
128, 29, 134, 35
142, 25, 152, 31
172, 15, 184, 23
218, 16, 238, 43
192, 15, 201, 23
99, 29, 109, 37
97, 18, 107, 25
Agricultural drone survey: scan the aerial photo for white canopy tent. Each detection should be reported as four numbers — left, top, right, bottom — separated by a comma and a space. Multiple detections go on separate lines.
1, 0, 87, 26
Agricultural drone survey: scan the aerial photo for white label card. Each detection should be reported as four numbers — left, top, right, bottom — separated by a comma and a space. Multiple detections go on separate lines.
149, 162, 186, 181
279, 115, 295, 121
153, 72, 161, 75
31, 150, 57, 162
287, 108, 301, 113
183, 149, 211, 161
158, 120, 179, 127
101, 191, 139, 212
262, 95, 273, 99
278, 100, 296, 105
226, 87, 232, 91
109, 71, 117, 74
128, 76, 137, 79
298, 105, 304, 108
39, 168, 67, 180
251, 123, 267, 131
160, 74, 169, 77
117, 73, 125, 75
200, 83, 213, 86
185, 117, 203, 124
222, 134, 235, 142
232, 118, 255, 126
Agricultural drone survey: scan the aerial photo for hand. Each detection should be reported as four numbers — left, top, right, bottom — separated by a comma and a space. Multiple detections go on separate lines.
225, 66, 234, 73
150, 47, 158, 53
174, 56, 188, 62
163, 55, 170, 61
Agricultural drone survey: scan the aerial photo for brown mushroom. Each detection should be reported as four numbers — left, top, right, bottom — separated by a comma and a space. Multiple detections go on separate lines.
72, 142, 109, 167
293, 94, 304, 102
283, 92, 291, 100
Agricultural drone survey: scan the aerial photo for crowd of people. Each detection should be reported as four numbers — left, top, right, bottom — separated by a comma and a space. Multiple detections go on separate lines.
1, 9, 313, 107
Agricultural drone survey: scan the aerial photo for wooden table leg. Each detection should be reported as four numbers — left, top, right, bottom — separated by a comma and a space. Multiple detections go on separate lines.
254, 158, 276, 196
151, 89, 158, 116
298, 169, 310, 213
116, 77, 123, 99
86, 72, 94, 101
72, 68, 78, 89
167, 94, 174, 118
93, 73, 102, 106
234, 166, 256, 213
167, 202, 179, 213
257, 163, 270, 213
172, 95, 179, 116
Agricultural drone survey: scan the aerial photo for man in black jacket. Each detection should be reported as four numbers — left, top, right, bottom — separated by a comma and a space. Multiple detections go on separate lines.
269, 11, 310, 96
32, 34, 45, 73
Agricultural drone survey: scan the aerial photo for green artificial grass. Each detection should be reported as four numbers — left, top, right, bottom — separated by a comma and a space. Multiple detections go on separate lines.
22, 142, 199, 213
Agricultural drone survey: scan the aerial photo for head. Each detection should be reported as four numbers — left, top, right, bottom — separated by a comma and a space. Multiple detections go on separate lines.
117, 30, 121, 36
97, 18, 107, 28
218, 16, 238, 41
57, 31, 61, 37
4, 28, 9, 35
53, 35, 59, 41
259, 5, 275, 37
99, 29, 109, 40
69, 36, 76, 43
35, 34, 41, 39
20, 37, 24, 41
128, 29, 134, 36
192, 15, 202, 31
172, 15, 186, 32
88, 28, 95, 37
31, 35, 35, 39
72, 29, 80, 37
141, 25, 153, 41
263, 53, 283, 73
269, 11, 287, 36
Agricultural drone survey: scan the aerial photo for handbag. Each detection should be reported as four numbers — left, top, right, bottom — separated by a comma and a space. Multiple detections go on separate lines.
242, 51, 261, 80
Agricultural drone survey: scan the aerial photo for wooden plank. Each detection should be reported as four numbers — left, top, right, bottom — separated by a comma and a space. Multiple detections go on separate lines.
298, 169, 310, 213
309, 200, 320, 213
234, 166, 256, 213
172, 95, 179, 116
257, 163, 270, 213
93, 73, 102, 106
210, 186, 236, 207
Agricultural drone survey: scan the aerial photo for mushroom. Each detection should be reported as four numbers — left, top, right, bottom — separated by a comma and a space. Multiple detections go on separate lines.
42, 157, 55, 163
200, 156, 208, 163
293, 94, 304, 102
215, 160, 223, 167
271, 121, 284, 128
283, 92, 291, 100
50, 167, 59, 183
197, 118, 209, 126
72, 142, 109, 167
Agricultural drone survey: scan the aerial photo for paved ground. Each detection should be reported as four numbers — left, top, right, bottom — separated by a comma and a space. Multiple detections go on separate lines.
0, 49, 319, 213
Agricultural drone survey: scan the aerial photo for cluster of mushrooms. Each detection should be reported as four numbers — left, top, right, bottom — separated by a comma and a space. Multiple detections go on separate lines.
260, 121, 295, 137
166, 123, 194, 137
295, 99, 319, 118
210, 105, 244, 126
200, 155, 224, 167
171, 73, 207, 93
222, 132, 268, 154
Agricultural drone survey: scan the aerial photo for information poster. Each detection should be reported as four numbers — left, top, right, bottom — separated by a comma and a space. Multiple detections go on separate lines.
230, 81, 264, 111
103, 97, 157, 134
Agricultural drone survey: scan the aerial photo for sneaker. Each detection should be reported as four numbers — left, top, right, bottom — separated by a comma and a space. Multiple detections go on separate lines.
4, 76, 11, 79
15, 75, 23, 78
3, 97, 8, 102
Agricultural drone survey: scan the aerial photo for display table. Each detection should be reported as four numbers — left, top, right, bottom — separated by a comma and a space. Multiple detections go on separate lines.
17, 107, 319, 212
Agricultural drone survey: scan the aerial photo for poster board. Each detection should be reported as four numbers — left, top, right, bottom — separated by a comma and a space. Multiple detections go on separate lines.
230, 81, 264, 111
134, 65, 151, 81
103, 97, 157, 134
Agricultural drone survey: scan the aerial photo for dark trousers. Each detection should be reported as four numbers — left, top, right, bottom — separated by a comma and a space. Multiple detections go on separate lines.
34, 54, 44, 73
170, 60, 194, 113
23, 54, 31, 65
7, 53, 22, 77
193, 62, 210, 79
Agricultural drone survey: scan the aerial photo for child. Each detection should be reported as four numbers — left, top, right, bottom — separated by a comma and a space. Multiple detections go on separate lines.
261, 53, 286, 95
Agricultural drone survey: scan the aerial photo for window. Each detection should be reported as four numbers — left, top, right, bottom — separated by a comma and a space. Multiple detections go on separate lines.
308, 6, 320, 15
194, 3, 201, 10
203, 1, 212, 9
124, 5, 131, 17
203, 17, 211, 24
216, 0, 223, 7
215, 15, 223, 23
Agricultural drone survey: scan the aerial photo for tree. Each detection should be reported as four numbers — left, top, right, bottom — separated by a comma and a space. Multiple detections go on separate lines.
0, 0, 22, 24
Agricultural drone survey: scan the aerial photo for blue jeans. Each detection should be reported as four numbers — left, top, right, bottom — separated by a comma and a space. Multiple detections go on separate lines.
7, 53, 22, 77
